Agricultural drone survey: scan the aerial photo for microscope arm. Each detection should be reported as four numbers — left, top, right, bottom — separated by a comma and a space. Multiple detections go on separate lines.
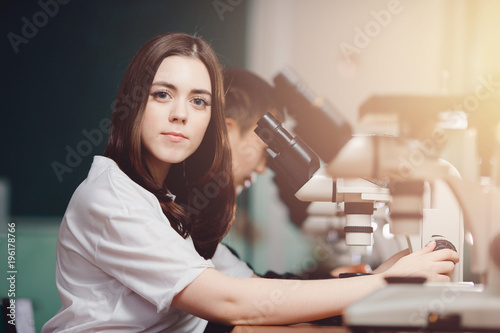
295, 167, 391, 203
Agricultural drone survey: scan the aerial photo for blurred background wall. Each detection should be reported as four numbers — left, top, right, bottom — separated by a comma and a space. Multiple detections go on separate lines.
1, 0, 500, 331
247, 0, 500, 129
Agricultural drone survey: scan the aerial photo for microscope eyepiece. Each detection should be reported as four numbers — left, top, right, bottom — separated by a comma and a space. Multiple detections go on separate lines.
256, 113, 294, 154
255, 112, 320, 193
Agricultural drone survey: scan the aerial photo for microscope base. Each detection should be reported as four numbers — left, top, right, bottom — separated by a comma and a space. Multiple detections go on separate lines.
344, 283, 500, 332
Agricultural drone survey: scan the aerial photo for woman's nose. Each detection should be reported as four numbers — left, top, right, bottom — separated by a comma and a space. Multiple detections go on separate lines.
169, 102, 188, 123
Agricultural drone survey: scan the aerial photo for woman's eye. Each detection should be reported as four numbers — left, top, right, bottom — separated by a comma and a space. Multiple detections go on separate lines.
152, 91, 171, 101
192, 98, 210, 108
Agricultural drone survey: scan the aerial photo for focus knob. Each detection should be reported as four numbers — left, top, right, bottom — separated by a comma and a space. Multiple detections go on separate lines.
432, 238, 457, 252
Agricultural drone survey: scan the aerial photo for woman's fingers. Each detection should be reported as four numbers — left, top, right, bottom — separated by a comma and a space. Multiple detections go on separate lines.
418, 240, 437, 254
382, 239, 459, 282
411, 240, 459, 264
428, 248, 460, 264
407, 261, 454, 282
432, 273, 452, 283
413, 247, 458, 282
432, 260, 457, 276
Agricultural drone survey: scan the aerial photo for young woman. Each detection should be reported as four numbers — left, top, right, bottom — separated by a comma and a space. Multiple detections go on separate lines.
43, 32, 459, 333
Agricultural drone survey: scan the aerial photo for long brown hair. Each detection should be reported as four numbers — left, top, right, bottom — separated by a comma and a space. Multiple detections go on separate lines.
104, 32, 235, 259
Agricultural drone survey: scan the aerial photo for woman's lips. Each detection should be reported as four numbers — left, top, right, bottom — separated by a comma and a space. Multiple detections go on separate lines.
162, 132, 187, 143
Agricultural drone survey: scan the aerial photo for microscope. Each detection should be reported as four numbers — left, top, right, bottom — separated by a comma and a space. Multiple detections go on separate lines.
255, 111, 390, 248
256, 67, 500, 331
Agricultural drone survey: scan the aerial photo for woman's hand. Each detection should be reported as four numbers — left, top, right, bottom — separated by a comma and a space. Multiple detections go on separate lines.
380, 240, 459, 282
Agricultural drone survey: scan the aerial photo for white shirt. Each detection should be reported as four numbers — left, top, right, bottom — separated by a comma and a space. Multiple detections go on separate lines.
42, 156, 253, 333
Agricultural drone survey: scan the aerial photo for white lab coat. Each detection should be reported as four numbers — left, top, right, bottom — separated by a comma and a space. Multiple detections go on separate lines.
42, 156, 253, 333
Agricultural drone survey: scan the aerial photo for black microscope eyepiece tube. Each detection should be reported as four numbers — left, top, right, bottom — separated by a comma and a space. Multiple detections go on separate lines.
255, 112, 320, 193
256, 113, 294, 154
